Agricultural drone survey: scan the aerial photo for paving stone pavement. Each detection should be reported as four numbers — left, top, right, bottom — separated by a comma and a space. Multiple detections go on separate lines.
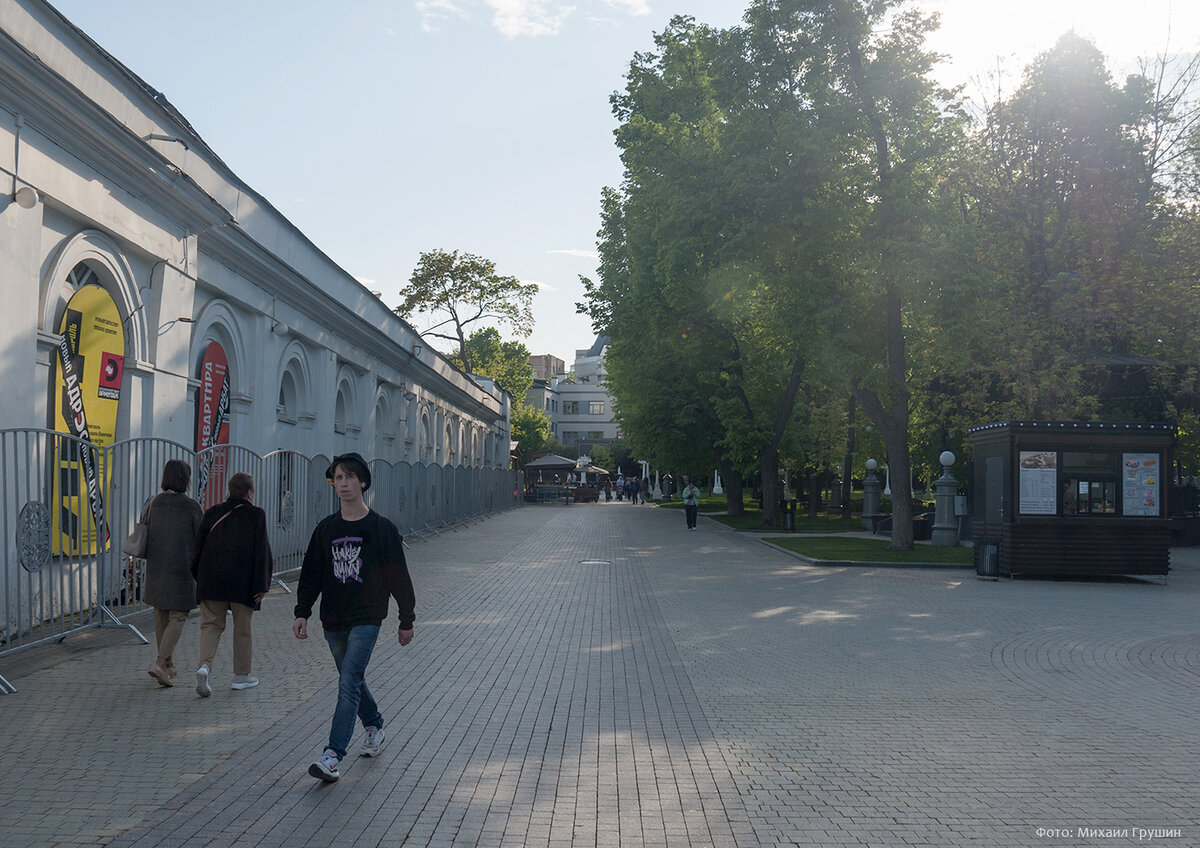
1, 502, 1197, 848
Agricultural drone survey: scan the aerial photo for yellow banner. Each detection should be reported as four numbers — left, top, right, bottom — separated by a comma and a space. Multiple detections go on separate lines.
51, 284, 125, 555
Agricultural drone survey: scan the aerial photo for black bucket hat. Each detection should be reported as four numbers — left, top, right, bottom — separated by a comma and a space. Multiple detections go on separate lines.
326, 452, 372, 491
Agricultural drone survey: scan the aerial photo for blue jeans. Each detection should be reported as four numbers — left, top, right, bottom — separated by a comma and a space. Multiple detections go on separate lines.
323, 624, 384, 758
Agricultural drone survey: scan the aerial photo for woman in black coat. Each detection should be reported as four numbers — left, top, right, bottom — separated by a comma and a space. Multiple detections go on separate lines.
142, 459, 204, 687
191, 471, 273, 696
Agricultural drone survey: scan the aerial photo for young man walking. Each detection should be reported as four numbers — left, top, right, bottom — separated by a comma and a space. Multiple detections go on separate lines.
293, 452, 416, 783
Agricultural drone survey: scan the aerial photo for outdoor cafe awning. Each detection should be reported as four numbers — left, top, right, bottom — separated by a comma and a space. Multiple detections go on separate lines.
523, 453, 577, 472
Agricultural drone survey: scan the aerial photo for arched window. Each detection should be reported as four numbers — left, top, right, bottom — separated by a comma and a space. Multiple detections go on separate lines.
278, 370, 298, 424
420, 413, 432, 465
374, 393, 392, 459
42, 230, 145, 364
334, 387, 349, 435
276, 345, 313, 432
333, 366, 360, 437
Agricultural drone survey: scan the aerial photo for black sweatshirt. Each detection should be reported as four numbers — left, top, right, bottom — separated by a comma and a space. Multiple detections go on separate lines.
294, 510, 415, 631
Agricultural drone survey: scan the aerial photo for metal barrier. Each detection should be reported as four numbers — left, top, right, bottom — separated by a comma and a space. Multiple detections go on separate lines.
1, 428, 518, 693
2, 429, 109, 693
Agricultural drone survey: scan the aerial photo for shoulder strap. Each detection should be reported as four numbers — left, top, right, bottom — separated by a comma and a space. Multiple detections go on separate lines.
140, 494, 158, 525
209, 503, 246, 534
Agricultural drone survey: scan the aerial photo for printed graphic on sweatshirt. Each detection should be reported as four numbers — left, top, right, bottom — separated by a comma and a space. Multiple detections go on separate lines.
332, 536, 364, 584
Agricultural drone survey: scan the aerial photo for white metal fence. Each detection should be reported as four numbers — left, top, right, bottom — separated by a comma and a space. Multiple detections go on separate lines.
0, 428, 519, 693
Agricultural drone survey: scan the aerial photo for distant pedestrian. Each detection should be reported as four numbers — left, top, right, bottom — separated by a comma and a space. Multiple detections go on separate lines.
192, 472, 273, 696
631, 478, 640, 504
604, 478, 613, 501
294, 452, 416, 783
682, 479, 701, 531
142, 459, 204, 687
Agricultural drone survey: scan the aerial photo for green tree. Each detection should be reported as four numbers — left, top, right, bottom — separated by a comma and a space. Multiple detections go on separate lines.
511, 402, 551, 465
964, 33, 1200, 425
449, 327, 534, 400
584, 13, 849, 525
398, 249, 536, 373
586, 444, 615, 474
786, 0, 963, 548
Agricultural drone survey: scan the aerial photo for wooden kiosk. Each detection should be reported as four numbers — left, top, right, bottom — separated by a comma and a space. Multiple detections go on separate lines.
969, 422, 1173, 578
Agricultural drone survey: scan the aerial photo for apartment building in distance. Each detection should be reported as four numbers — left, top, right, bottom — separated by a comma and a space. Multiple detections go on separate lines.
529, 354, 565, 381
527, 337, 621, 451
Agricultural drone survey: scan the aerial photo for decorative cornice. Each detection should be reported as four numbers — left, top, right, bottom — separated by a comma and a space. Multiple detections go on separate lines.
198, 225, 500, 420
0, 31, 231, 234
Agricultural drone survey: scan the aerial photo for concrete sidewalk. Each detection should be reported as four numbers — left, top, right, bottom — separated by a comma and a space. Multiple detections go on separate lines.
1, 502, 1197, 847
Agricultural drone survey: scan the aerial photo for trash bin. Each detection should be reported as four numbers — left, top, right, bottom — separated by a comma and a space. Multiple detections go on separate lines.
976, 541, 999, 580
780, 499, 795, 532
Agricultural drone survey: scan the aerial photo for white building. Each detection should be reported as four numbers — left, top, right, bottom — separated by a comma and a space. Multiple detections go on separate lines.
554, 337, 621, 450
0, 0, 510, 467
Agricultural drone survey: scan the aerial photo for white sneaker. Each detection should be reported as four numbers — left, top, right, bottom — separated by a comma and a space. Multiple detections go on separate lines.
360, 725, 385, 757
195, 665, 211, 698
231, 675, 259, 690
309, 748, 340, 782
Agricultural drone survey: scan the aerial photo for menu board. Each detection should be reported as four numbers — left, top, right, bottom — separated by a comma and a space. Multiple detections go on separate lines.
1123, 453, 1160, 517
1018, 451, 1058, 515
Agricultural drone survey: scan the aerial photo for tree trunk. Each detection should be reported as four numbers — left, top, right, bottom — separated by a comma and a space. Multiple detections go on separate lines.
881, 427, 913, 549
722, 462, 745, 516
853, 283, 913, 550
842, 394, 857, 518
715, 449, 745, 515
808, 472, 820, 518
760, 444, 781, 528
838, 18, 914, 548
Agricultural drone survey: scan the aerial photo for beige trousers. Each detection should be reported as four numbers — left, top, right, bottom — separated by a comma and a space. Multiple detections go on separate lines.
153, 608, 189, 668
197, 600, 254, 676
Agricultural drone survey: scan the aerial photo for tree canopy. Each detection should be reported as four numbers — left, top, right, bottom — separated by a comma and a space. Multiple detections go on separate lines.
449, 327, 535, 400
582, 1, 1200, 538
397, 249, 537, 373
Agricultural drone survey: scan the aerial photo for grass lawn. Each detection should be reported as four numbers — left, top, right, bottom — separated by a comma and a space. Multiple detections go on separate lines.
657, 496, 732, 511
701, 509, 863, 533
764, 536, 973, 565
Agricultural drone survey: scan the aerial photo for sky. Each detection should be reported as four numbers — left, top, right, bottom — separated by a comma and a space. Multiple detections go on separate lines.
50, 0, 1200, 366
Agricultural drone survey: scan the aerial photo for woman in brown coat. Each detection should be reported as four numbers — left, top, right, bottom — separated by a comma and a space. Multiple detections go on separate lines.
141, 459, 204, 686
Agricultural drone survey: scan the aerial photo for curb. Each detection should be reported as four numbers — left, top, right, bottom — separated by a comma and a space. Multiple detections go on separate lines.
755, 536, 975, 570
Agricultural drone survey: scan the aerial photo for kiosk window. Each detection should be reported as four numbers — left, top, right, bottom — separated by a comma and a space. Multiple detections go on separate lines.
1061, 451, 1119, 515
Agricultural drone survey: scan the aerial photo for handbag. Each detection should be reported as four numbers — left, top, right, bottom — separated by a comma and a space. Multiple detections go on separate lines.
122, 497, 154, 557
122, 521, 148, 557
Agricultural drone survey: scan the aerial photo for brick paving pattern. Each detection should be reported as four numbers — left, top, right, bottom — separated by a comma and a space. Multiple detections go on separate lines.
1, 502, 1197, 847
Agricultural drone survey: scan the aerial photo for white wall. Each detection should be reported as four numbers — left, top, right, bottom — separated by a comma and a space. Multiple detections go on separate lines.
0, 0, 510, 466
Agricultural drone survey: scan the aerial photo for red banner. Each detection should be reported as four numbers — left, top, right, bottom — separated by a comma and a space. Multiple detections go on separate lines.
195, 342, 231, 509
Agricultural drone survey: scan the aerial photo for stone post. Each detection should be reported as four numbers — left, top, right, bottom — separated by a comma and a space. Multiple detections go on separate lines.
861, 459, 881, 531
932, 451, 959, 546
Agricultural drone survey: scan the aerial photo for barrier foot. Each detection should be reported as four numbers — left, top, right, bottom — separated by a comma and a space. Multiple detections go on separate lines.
99, 605, 150, 645
0, 672, 16, 695
273, 577, 292, 594
424, 523, 443, 538
405, 527, 427, 542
